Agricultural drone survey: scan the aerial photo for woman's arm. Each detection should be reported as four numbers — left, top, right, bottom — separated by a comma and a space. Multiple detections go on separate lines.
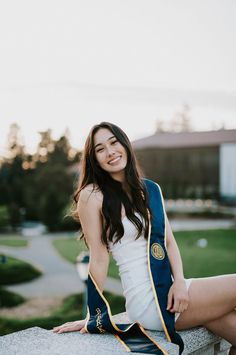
52, 185, 109, 334
165, 217, 185, 282
78, 185, 109, 292
165, 216, 189, 314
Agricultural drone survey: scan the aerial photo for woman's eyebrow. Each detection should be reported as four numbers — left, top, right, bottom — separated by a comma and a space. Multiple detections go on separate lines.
94, 136, 116, 149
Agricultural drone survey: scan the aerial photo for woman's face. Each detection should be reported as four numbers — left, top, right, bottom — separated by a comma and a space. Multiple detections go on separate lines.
93, 128, 127, 179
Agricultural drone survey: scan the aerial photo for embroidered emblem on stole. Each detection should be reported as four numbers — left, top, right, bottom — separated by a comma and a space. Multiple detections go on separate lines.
151, 243, 165, 260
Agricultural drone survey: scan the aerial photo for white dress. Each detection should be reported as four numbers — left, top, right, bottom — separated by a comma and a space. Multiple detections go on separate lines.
108, 214, 192, 331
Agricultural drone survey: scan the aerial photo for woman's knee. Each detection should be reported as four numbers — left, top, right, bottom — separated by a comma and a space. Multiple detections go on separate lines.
203, 311, 236, 345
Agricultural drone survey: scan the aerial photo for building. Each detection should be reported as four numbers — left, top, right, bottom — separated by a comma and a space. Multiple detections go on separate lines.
132, 129, 236, 202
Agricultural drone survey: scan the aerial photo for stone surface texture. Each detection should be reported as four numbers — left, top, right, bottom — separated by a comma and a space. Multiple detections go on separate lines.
0, 312, 231, 355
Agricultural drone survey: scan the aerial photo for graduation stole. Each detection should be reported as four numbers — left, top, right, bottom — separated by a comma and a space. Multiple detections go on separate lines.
84, 179, 184, 354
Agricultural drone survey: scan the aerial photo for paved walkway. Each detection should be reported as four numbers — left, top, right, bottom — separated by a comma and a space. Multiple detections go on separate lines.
0, 218, 235, 298
0, 234, 123, 297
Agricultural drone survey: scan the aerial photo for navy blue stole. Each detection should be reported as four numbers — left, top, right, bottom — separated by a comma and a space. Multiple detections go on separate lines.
84, 179, 184, 354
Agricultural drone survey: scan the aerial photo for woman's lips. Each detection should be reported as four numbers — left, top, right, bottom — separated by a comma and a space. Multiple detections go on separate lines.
108, 156, 122, 165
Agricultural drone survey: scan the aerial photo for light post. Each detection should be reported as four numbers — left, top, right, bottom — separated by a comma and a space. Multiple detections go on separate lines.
0, 254, 7, 264
76, 251, 90, 318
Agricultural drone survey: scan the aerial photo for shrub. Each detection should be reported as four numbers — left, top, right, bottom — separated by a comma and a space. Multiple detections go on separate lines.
0, 256, 42, 285
0, 287, 25, 308
0, 206, 10, 231
0, 292, 126, 335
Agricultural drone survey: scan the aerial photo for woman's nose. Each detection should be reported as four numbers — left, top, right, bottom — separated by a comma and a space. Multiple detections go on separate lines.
107, 146, 115, 156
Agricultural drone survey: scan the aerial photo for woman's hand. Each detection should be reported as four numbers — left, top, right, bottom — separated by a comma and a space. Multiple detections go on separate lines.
52, 319, 87, 334
167, 279, 189, 314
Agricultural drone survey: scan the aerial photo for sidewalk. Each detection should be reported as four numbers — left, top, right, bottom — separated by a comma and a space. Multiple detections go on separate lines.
0, 234, 123, 298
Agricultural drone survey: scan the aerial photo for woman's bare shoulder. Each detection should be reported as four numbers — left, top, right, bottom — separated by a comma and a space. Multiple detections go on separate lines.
78, 184, 103, 207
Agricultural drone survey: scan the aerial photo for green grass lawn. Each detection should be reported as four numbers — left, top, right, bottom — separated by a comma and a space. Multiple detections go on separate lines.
52, 237, 86, 264
175, 229, 236, 278
0, 239, 28, 247
52, 237, 119, 278
0, 233, 22, 238
53, 229, 236, 280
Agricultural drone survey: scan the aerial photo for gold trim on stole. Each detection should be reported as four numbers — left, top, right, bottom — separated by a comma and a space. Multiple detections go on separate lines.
87, 271, 130, 333
146, 207, 172, 343
114, 334, 131, 352
138, 324, 169, 355
86, 271, 134, 351
86, 263, 168, 353
155, 183, 168, 249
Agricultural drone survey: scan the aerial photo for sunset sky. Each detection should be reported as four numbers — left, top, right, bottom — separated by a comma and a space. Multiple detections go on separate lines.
0, 0, 236, 155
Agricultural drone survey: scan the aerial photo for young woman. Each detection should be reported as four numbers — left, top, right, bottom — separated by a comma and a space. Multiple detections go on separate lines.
52, 122, 236, 354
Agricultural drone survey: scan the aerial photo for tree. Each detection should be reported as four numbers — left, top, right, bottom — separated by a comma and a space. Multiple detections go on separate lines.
170, 104, 192, 132
35, 129, 55, 165
48, 135, 71, 166
0, 123, 27, 229
6, 123, 25, 161
0, 124, 81, 230
155, 119, 166, 133
35, 164, 74, 231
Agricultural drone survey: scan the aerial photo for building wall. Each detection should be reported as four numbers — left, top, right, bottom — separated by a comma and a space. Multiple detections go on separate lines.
220, 143, 236, 201
135, 146, 219, 199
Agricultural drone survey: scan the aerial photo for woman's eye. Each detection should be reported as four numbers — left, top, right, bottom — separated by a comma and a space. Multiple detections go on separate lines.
111, 140, 118, 145
96, 148, 104, 153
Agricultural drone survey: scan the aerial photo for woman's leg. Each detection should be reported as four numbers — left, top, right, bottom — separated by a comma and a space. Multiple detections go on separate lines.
202, 311, 236, 354
175, 274, 236, 348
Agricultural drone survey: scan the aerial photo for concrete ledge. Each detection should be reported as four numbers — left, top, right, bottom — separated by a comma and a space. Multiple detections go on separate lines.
0, 313, 231, 355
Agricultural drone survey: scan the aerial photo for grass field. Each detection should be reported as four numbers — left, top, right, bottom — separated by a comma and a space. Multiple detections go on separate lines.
53, 229, 236, 279
0, 239, 28, 247
52, 237, 119, 278
175, 229, 236, 277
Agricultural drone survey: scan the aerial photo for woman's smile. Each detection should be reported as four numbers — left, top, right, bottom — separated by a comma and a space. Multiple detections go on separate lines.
108, 155, 122, 165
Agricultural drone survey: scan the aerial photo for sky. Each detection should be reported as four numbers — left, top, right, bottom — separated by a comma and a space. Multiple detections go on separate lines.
0, 0, 236, 155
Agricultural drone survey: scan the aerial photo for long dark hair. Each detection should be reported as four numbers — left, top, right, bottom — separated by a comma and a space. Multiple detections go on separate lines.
73, 122, 150, 247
